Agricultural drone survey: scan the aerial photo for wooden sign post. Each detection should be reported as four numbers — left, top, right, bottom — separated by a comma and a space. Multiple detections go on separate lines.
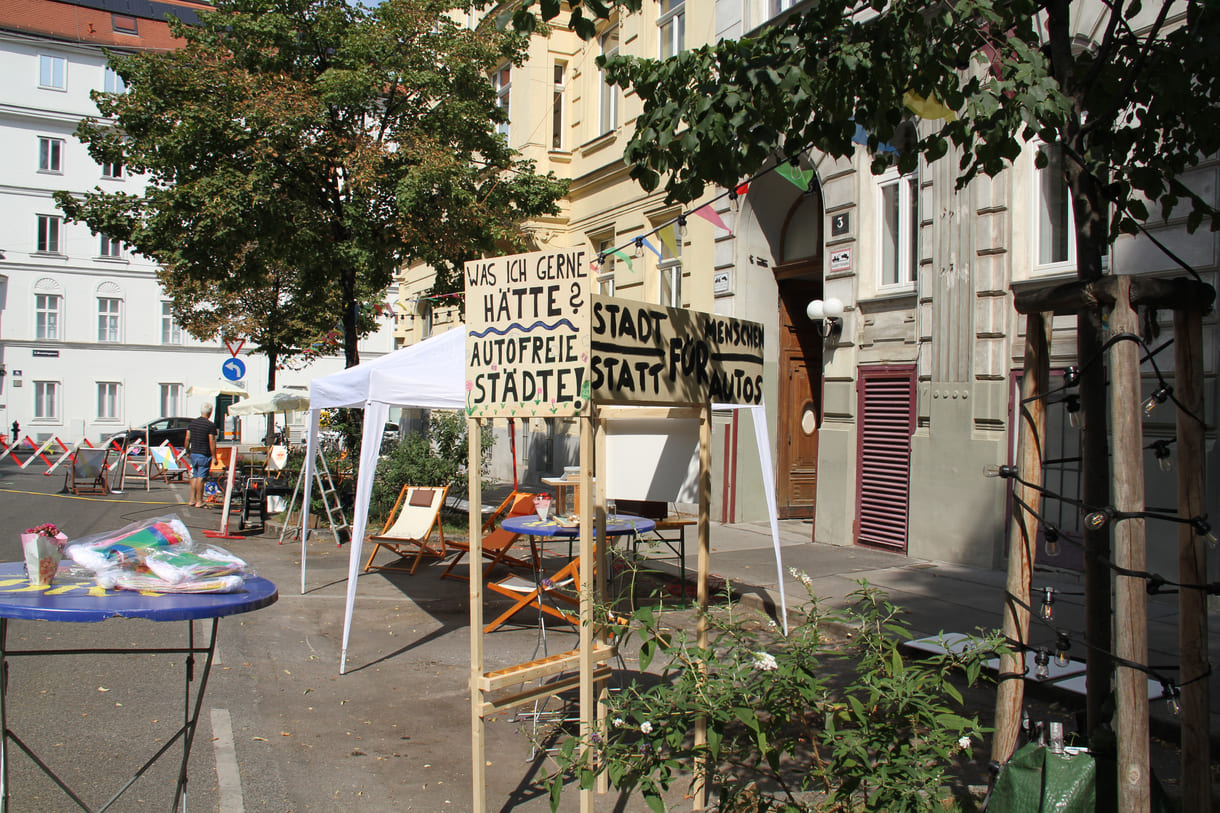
464, 250, 764, 811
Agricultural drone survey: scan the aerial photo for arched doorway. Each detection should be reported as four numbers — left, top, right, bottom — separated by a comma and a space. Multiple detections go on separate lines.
773, 187, 824, 519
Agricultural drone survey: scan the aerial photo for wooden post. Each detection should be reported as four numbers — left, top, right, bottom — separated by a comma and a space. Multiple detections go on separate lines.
991, 312, 1052, 763
468, 418, 486, 813
579, 414, 595, 813
1109, 278, 1150, 812
692, 403, 712, 810
1172, 307, 1209, 811
594, 410, 609, 796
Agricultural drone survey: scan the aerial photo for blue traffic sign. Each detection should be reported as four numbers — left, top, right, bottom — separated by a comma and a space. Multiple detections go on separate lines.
221, 357, 246, 382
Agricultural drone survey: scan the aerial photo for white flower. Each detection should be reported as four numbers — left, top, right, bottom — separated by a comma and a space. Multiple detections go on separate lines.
957, 736, 972, 751
639, 721, 654, 734
612, 718, 625, 728
752, 651, 779, 671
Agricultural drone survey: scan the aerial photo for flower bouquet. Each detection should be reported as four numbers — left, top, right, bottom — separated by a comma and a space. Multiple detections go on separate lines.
21, 523, 69, 586
533, 494, 553, 522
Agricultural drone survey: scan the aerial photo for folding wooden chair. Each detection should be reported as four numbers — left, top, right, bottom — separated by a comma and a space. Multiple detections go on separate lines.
441, 491, 539, 582
149, 446, 187, 483
364, 485, 450, 575
64, 447, 112, 495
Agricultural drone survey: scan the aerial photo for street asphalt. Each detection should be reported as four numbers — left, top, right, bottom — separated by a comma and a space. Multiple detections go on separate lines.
0, 453, 1214, 811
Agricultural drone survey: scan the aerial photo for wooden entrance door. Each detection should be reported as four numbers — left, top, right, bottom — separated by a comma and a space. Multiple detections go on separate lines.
776, 273, 823, 519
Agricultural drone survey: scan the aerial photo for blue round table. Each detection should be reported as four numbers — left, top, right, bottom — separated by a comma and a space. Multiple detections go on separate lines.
487, 514, 655, 633
0, 563, 278, 812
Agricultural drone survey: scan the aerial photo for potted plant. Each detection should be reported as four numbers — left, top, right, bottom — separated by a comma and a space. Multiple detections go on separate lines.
21, 523, 68, 586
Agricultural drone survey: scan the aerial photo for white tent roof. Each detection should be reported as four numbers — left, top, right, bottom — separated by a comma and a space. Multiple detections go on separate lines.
309, 328, 466, 410
228, 388, 311, 416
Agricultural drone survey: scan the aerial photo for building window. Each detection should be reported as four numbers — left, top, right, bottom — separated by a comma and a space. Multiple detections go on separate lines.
747, 0, 800, 30
595, 235, 616, 295
34, 381, 60, 420
36, 293, 61, 340
656, 220, 683, 307
492, 64, 511, 139
101, 159, 123, 179
879, 170, 918, 288
104, 65, 126, 94
97, 382, 121, 420
160, 383, 183, 417
99, 235, 123, 258
658, 0, 685, 59
112, 14, 138, 34
38, 137, 63, 173
98, 297, 122, 342
36, 215, 61, 253
599, 25, 620, 134
552, 62, 566, 150
39, 55, 66, 90
161, 301, 183, 344
1036, 141, 1074, 269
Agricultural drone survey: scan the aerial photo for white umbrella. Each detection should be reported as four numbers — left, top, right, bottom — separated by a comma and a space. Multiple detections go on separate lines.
186, 383, 249, 398
227, 388, 311, 416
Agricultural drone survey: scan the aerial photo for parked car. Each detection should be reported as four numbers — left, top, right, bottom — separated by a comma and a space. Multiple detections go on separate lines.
106, 417, 194, 451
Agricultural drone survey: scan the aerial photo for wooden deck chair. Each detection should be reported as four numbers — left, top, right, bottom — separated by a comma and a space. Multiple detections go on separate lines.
149, 445, 187, 483
364, 485, 450, 575
202, 447, 235, 507
441, 491, 538, 582
64, 447, 112, 495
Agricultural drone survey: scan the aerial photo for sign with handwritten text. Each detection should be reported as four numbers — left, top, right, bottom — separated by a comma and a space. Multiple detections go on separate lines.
590, 296, 764, 406
465, 250, 591, 418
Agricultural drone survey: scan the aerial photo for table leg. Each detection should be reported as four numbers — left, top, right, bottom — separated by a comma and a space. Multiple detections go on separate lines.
1, 618, 8, 813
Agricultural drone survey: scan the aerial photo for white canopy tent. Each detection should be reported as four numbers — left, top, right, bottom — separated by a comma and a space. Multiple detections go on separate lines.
302, 326, 786, 674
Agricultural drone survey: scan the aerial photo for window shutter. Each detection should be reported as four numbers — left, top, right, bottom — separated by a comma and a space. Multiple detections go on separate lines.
854, 366, 915, 551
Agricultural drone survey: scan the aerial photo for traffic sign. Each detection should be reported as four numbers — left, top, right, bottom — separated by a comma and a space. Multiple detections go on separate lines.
221, 358, 246, 382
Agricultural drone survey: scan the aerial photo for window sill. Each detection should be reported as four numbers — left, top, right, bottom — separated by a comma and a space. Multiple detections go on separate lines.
579, 131, 618, 156
860, 286, 917, 305
95, 256, 129, 264
32, 252, 67, 259
36, 169, 64, 176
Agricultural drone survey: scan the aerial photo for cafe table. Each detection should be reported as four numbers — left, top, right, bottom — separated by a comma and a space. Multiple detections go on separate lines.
0, 562, 278, 812
484, 514, 655, 633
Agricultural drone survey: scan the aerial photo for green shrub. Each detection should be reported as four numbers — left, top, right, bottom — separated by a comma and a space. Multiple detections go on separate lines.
546, 579, 1002, 812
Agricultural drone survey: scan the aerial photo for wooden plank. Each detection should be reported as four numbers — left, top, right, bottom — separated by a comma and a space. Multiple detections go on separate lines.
598, 406, 702, 421
579, 414, 595, 813
468, 419, 486, 813
1012, 275, 1214, 315
693, 403, 712, 810
1173, 307, 1210, 811
478, 645, 618, 692
991, 312, 1051, 764
1109, 277, 1150, 812
481, 666, 611, 715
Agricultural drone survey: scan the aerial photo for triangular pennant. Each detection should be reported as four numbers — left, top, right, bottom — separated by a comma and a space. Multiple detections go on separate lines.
658, 224, 679, 259
775, 162, 813, 192
692, 204, 731, 234
608, 248, 635, 273
640, 238, 663, 260
852, 123, 899, 155
903, 90, 957, 121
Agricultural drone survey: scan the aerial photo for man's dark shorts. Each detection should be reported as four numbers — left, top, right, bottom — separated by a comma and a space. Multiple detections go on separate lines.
190, 453, 212, 479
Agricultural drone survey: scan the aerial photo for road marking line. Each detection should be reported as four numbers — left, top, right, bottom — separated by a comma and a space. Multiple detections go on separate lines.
210, 708, 244, 813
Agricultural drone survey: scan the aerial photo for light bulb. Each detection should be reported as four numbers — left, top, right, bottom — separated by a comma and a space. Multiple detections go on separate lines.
1040, 587, 1055, 621
1034, 649, 1050, 680
1044, 528, 1061, 558
1192, 516, 1218, 550
1063, 366, 1080, 387
983, 464, 1017, 479
1085, 510, 1110, 530
1065, 394, 1082, 429
1162, 683, 1181, 716
634, 237, 644, 258
677, 214, 688, 237
1054, 635, 1071, 668
1143, 384, 1171, 416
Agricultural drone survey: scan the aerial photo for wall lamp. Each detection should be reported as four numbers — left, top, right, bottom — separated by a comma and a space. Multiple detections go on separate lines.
806, 297, 844, 339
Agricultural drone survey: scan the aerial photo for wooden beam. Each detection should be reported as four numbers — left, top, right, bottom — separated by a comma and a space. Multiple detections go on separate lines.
991, 312, 1052, 763
1110, 277, 1151, 812
482, 667, 612, 715
693, 402, 712, 810
597, 406, 702, 421
1012, 275, 1214, 315
1173, 307, 1210, 811
468, 418, 486, 813
478, 645, 618, 692
579, 413, 595, 813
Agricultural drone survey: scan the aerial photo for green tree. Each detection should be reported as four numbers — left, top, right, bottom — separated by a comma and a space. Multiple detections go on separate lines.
521, 0, 1219, 753
57, 0, 567, 368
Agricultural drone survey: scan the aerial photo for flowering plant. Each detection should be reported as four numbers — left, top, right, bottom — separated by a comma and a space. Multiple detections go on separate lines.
25, 523, 64, 541
544, 578, 1004, 812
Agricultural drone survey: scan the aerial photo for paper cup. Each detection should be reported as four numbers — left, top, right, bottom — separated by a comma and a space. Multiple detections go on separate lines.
21, 533, 65, 586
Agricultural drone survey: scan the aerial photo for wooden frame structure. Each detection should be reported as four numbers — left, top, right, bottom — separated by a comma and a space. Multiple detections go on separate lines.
996, 275, 1214, 811
465, 249, 765, 811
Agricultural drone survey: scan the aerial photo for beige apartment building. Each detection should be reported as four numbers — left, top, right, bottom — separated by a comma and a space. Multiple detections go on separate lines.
397, 0, 1218, 578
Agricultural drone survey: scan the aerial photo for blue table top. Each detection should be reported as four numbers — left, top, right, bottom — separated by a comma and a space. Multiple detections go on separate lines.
501, 514, 656, 538
0, 562, 278, 623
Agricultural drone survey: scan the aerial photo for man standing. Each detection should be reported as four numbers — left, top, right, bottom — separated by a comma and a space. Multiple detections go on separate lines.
184, 404, 218, 508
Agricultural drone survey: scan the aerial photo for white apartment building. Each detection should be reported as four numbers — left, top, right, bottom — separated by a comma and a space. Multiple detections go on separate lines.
0, 0, 394, 446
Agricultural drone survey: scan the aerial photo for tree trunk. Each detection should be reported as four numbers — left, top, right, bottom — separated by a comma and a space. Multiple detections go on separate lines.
342, 264, 360, 368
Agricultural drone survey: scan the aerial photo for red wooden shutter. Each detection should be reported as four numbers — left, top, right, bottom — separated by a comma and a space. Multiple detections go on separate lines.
854, 366, 916, 552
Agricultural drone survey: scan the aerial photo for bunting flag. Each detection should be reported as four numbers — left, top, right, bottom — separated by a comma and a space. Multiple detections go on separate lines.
852, 123, 899, 155
693, 203, 731, 234
657, 224, 680, 259
902, 90, 957, 121
608, 248, 635, 273
775, 161, 814, 193
640, 237, 663, 260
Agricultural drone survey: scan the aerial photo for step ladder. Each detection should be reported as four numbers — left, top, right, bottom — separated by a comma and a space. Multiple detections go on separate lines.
278, 450, 350, 547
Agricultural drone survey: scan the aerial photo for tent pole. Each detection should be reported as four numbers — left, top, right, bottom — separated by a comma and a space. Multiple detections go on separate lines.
579, 412, 595, 813
693, 403, 711, 810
